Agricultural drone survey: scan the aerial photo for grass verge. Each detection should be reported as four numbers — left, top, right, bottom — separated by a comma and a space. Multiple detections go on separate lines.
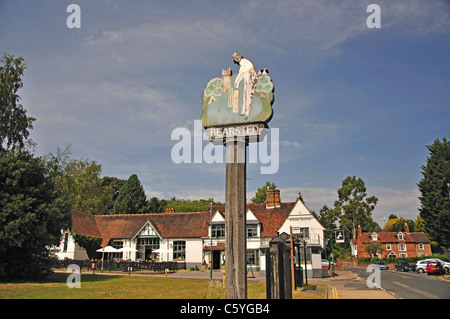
0, 273, 325, 299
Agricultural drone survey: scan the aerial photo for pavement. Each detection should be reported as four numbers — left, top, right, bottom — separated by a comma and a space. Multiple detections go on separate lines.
310, 270, 397, 299
162, 269, 398, 299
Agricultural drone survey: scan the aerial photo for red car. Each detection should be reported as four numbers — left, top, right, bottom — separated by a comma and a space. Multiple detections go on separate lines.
426, 261, 445, 275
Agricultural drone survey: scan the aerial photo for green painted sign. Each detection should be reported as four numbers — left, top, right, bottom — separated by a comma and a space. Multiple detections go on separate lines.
201, 53, 274, 129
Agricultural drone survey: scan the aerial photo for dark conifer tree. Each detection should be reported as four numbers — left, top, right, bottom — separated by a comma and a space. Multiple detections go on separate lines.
418, 138, 450, 253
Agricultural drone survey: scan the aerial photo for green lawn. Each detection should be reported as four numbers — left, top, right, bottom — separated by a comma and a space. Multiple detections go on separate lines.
0, 273, 325, 299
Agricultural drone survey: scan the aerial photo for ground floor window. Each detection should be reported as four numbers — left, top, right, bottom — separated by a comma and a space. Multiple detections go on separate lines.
246, 250, 259, 265
137, 237, 160, 260
111, 240, 124, 259
173, 241, 186, 260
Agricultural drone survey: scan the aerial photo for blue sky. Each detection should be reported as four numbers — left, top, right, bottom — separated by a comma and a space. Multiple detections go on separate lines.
1, 0, 449, 225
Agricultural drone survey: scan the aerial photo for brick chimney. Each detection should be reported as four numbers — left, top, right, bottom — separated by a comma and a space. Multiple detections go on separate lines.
266, 187, 281, 209
404, 222, 410, 233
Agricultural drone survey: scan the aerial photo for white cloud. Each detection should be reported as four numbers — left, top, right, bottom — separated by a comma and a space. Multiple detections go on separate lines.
280, 140, 302, 148
369, 187, 420, 223
274, 185, 420, 227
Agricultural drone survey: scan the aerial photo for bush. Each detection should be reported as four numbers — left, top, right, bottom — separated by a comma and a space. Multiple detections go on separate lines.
358, 254, 450, 265
0, 151, 71, 281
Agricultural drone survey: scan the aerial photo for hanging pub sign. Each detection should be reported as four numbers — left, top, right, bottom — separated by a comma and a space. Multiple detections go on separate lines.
201, 52, 274, 143
335, 230, 345, 243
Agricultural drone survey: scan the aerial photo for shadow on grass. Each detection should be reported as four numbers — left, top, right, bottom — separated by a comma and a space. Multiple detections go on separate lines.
1, 272, 118, 285
53, 272, 118, 283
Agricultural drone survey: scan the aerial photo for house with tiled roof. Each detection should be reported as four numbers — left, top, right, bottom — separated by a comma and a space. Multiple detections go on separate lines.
55, 188, 327, 277
351, 224, 432, 258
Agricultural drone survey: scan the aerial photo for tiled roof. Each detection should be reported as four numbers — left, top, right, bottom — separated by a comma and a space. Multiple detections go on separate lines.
71, 211, 211, 246
147, 212, 210, 238
210, 202, 296, 238
70, 202, 297, 246
247, 202, 296, 237
409, 232, 430, 243
72, 210, 102, 238
355, 231, 430, 244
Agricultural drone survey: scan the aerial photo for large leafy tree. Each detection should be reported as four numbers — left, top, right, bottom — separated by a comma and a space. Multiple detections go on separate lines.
44, 146, 125, 214
334, 176, 379, 240
417, 138, 450, 253
0, 151, 71, 280
114, 174, 147, 214
0, 53, 35, 153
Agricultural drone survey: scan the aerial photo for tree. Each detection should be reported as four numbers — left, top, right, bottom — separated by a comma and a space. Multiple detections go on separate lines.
334, 176, 379, 240
316, 205, 339, 231
163, 198, 222, 213
364, 242, 385, 258
250, 181, 277, 204
44, 146, 125, 214
383, 215, 415, 232
146, 197, 167, 214
417, 138, 450, 253
0, 53, 35, 153
0, 150, 71, 280
114, 174, 147, 214
97, 176, 126, 214
414, 215, 426, 232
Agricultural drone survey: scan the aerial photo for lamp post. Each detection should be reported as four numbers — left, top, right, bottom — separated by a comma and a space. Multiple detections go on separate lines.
303, 240, 308, 285
210, 202, 213, 281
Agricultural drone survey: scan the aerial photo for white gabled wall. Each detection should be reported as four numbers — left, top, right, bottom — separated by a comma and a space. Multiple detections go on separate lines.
54, 231, 89, 260
278, 200, 325, 248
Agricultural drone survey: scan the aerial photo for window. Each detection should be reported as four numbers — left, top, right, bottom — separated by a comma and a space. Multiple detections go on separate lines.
371, 234, 378, 241
399, 253, 407, 258
398, 233, 404, 240
137, 238, 160, 260
173, 241, 186, 260
138, 238, 160, 250
386, 244, 391, 250
398, 243, 406, 251
247, 225, 258, 238
246, 250, 259, 265
418, 243, 424, 250
63, 232, 69, 252
299, 227, 309, 240
111, 240, 124, 259
212, 224, 225, 238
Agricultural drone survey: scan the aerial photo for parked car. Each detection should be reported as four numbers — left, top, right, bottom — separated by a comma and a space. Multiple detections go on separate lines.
371, 261, 389, 270
395, 261, 416, 272
321, 259, 336, 268
416, 259, 436, 273
426, 260, 445, 275
434, 259, 450, 273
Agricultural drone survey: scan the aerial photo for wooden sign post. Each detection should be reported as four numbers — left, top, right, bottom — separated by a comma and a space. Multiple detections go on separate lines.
202, 52, 274, 299
224, 137, 247, 298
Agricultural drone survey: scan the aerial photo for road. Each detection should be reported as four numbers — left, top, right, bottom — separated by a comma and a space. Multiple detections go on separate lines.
347, 267, 450, 299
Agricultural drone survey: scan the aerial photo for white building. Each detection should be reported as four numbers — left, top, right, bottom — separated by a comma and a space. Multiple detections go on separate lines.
55, 189, 327, 277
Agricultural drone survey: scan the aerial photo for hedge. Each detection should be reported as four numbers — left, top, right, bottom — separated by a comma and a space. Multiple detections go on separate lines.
357, 254, 450, 264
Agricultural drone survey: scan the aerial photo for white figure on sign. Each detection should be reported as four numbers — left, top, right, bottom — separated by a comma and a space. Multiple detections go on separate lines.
232, 52, 258, 119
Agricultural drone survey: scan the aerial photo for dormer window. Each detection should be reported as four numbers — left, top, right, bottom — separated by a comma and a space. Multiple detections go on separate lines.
371, 233, 378, 241
398, 233, 404, 241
